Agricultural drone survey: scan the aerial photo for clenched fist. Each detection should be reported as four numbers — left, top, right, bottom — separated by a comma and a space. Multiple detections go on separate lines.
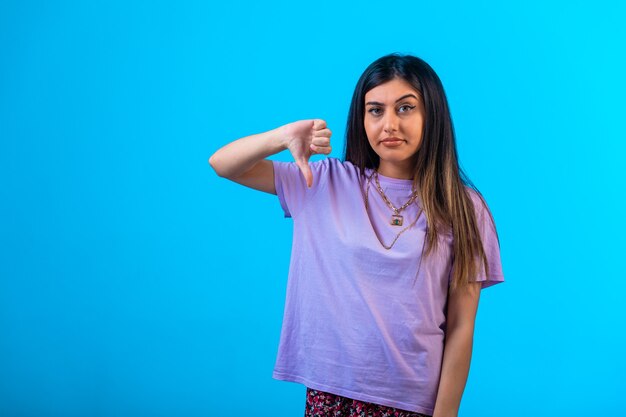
281, 119, 332, 188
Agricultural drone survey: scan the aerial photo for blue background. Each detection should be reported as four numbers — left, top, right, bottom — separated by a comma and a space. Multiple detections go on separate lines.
1, 1, 624, 416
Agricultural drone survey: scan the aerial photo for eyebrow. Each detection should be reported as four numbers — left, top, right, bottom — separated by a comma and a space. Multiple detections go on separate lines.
365, 94, 420, 106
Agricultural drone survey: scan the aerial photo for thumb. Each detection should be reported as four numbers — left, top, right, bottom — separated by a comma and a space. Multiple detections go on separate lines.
295, 158, 313, 188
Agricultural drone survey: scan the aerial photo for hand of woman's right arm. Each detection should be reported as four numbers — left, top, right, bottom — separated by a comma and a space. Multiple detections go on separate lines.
208, 119, 332, 194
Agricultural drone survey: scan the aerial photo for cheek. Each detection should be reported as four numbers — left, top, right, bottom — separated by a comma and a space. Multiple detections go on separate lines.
364, 118, 380, 131
408, 117, 424, 137
363, 119, 376, 138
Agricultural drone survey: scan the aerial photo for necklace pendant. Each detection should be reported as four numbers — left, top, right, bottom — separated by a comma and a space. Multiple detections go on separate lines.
391, 214, 404, 226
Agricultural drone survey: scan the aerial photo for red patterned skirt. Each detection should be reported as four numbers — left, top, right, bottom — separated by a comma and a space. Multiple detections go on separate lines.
304, 388, 432, 417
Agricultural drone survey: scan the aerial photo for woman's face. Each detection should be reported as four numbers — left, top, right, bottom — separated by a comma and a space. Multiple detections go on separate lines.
364, 77, 426, 177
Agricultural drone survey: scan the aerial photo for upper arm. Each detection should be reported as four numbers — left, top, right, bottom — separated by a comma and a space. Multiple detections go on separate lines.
227, 159, 276, 195
447, 282, 481, 331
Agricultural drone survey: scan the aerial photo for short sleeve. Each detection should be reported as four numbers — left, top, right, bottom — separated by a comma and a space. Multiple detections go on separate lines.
460, 188, 505, 290
272, 158, 330, 218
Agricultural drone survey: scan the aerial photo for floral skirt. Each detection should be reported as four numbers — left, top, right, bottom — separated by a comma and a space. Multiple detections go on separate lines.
304, 388, 432, 417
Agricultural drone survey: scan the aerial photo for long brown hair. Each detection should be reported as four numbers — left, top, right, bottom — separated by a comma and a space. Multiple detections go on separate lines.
343, 53, 499, 291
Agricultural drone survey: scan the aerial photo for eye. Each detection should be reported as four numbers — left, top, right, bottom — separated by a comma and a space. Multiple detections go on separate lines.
398, 104, 416, 113
367, 107, 382, 116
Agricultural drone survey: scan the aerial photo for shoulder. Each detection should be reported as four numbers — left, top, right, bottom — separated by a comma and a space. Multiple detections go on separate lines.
310, 157, 362, 177
464, 185, 499, 234
464, 185, 489, 214
311, 157, 352, 168
290, 157, 364, 193
273, 157, 358, 188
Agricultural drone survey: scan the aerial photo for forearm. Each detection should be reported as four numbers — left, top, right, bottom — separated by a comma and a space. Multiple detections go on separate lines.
208, 125, 287, 178
432, 326, 474, 417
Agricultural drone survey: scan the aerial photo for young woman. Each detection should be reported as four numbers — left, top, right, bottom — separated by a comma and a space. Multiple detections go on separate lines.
209, 53, 505, 417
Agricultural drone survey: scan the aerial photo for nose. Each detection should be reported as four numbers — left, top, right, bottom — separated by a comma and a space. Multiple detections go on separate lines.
383, 111, 399, 134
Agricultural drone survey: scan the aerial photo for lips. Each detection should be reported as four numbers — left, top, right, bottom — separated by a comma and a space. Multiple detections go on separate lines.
380, 137, 404, 143
380, 137, 405, 147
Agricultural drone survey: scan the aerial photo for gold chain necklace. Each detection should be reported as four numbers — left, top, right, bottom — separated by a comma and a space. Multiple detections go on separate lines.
364, 173, 423, 250
372, 171, 419, 226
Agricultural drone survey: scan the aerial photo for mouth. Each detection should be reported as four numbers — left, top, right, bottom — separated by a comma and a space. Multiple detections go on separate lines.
380, 137, 405, 147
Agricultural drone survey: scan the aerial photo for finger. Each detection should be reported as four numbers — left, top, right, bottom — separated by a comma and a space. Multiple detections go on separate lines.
314, 128, 332, 137
310, 144, 332, 155
311, 136, 330, 146
296, 159, 313, 188
312, 119, 326, 130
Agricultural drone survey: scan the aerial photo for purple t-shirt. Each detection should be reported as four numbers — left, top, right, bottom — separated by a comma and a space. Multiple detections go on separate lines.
271, 157, 504, 415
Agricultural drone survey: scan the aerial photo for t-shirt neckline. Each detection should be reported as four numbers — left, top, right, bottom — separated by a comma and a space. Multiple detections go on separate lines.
364, 167, 415, 188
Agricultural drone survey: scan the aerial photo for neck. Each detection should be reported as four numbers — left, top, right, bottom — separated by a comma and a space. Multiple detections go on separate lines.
376, 160, 414, 180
